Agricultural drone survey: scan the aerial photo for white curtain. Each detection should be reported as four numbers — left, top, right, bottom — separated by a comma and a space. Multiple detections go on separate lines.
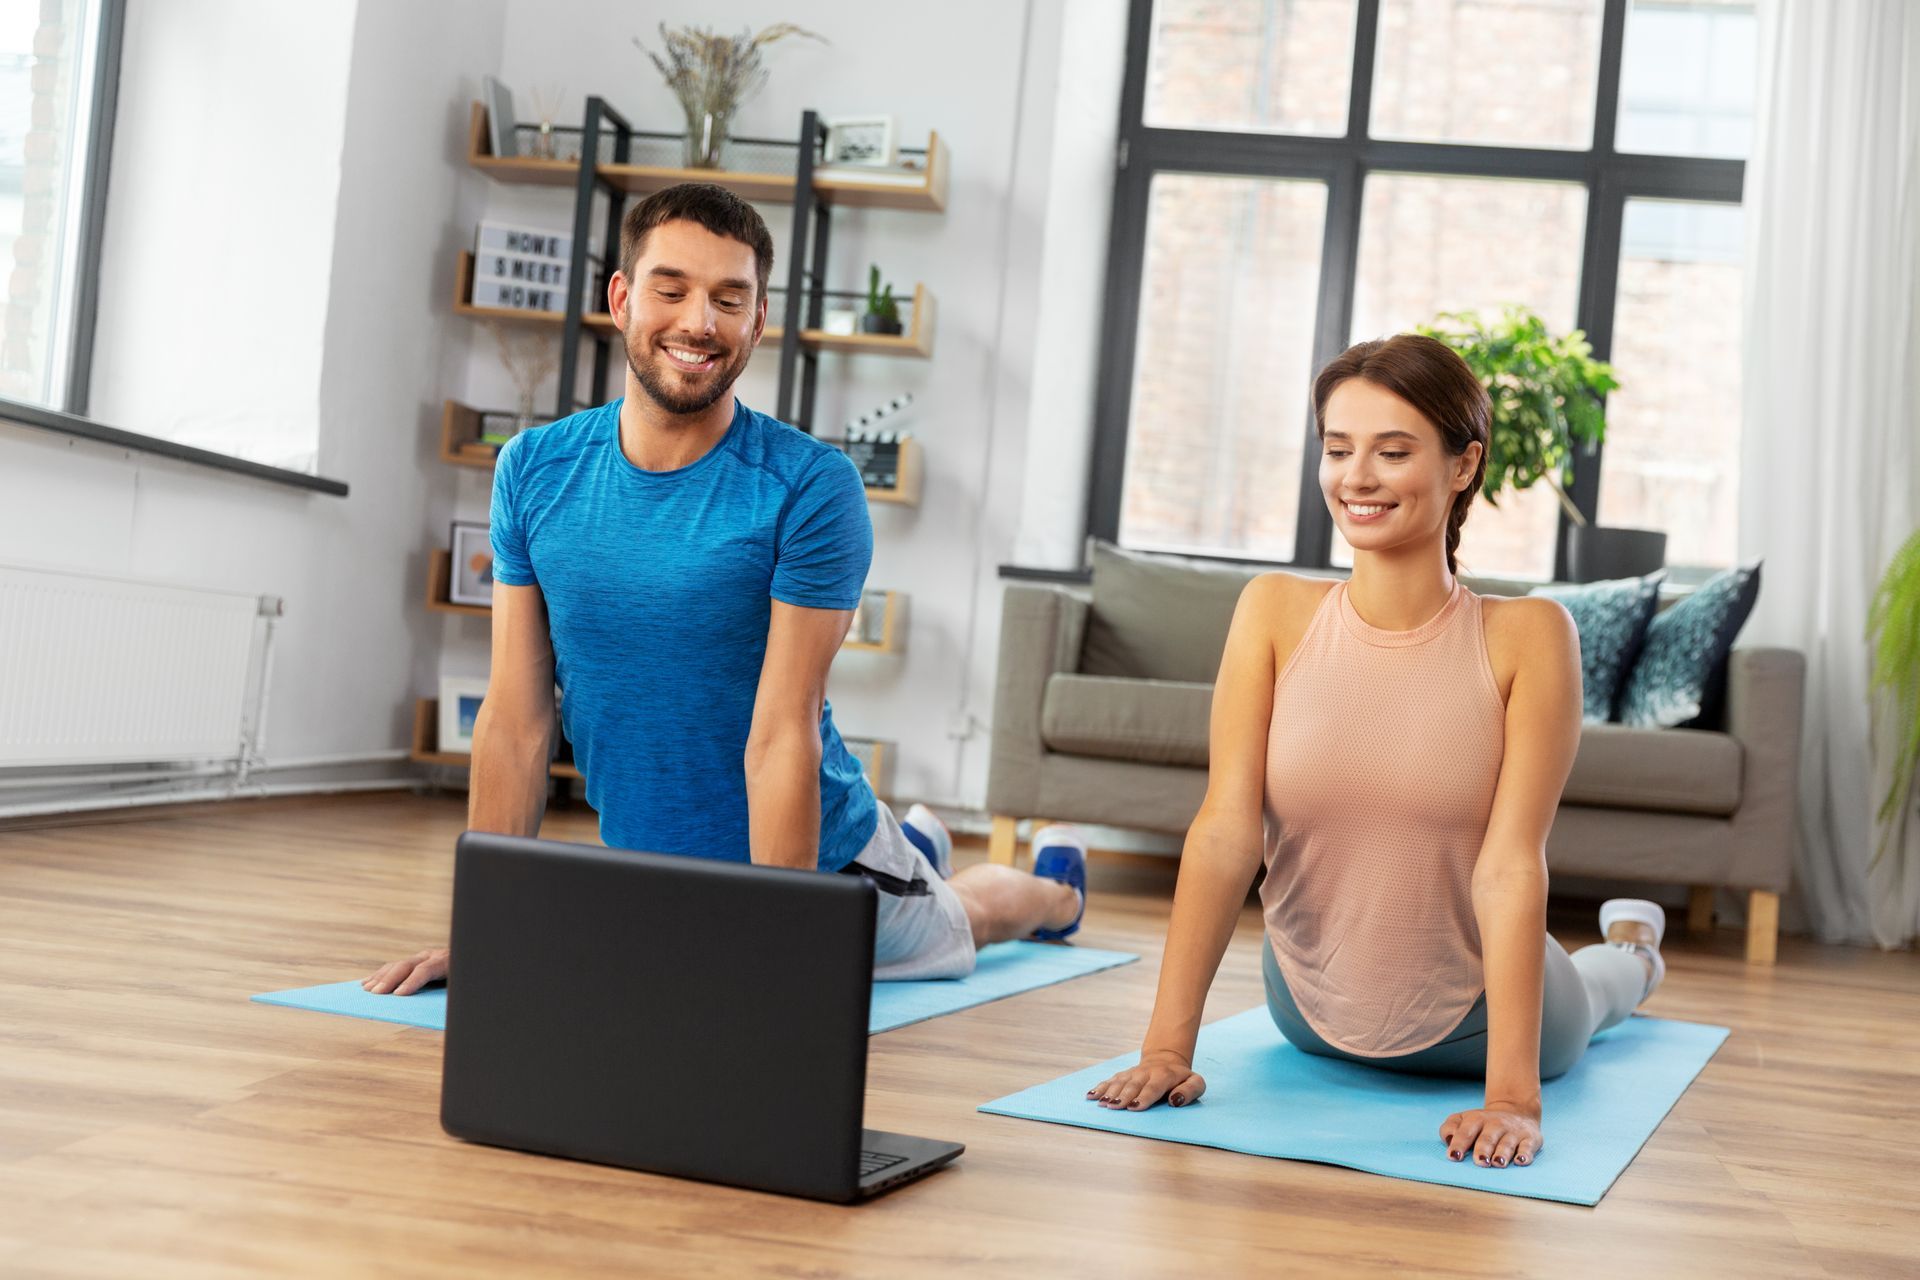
1740, 0, 1920, 946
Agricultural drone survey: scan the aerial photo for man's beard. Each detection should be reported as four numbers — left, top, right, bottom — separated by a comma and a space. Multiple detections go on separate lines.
628, 329, 752, 415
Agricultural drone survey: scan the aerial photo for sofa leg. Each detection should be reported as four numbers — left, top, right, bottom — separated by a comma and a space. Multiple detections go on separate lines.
989, 816, 1019, 867
1687, 886, 1716, 934
1745, 890, 1780, 966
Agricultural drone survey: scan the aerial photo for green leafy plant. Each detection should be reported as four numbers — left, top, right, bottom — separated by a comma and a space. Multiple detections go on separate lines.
1868, 527, 1920, 869
865, 264, 899, 325
1415, 307, 1619, 524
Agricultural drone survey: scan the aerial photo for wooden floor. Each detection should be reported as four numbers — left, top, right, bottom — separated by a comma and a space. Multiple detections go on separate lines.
0, 793, 1915, 1278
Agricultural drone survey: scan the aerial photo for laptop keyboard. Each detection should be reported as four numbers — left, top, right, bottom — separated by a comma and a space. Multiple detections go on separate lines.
859, 1150, 910, 1178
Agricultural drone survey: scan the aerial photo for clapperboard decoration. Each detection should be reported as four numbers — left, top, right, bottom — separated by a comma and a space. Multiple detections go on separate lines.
840, 394, 913, 490
473, 221, 575, 313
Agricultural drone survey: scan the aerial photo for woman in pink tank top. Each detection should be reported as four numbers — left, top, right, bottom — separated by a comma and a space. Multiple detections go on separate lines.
1088, 335, 1669, 1172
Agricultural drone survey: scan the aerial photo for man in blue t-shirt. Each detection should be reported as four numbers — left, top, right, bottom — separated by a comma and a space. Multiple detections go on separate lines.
366, 183, 1085, 996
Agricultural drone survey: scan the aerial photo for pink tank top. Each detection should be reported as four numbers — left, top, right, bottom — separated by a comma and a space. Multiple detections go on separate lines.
1260, 577, 1506, 1056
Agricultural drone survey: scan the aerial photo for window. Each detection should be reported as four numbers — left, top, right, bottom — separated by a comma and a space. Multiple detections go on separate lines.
1090, 0, 1754, 581
0, 0, 111, 413
1121, 174, 1327, 561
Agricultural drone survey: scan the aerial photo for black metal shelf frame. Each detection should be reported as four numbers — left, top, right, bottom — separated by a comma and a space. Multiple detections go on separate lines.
549, 102, 891, 433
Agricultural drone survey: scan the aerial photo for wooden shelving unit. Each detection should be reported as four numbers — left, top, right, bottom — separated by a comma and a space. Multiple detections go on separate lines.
465, 103, 579, 187
842, 436, 923, 507
467, 102, 950, 213
410, 698, 580, 780
426, 547, 491, 619
842, 736, 895, 799
439, 400, 502, 469
843, 591, 907, 654
452, 250, 932, 359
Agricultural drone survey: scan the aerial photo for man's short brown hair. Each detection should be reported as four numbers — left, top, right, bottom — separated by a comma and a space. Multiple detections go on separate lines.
618, 183, 775, 301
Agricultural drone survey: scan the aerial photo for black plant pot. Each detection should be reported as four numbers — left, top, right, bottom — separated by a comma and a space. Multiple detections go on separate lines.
860, 313, 904, 335
1566, 524, 1667, 583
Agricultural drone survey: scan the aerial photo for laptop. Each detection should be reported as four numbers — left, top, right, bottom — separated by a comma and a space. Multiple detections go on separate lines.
439, 831, 964, 1202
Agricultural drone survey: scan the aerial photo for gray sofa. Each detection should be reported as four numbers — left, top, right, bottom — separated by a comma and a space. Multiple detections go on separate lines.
986, 546, 1805, 965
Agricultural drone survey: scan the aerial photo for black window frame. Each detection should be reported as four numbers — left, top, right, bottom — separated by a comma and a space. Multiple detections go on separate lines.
0, 0, 348, 498
1086, 0, 1744, 580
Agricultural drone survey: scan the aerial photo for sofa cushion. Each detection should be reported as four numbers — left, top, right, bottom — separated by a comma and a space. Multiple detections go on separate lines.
1618, 561, 1763, 730
1040, 673, 1212, 767
1531, 571, 1667, 723
1078, 540, 1262, 683
1561, 722, 1744, 816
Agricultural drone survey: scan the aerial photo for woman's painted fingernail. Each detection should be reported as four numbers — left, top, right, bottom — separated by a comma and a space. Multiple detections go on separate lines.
1170, 1093, 1184, 1106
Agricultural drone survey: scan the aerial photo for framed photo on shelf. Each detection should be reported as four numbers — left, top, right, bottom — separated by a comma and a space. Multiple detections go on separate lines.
438, 676, 490, 754
483, 76, 518, 158
823, 115, 896, 167
448, 521, 494, 607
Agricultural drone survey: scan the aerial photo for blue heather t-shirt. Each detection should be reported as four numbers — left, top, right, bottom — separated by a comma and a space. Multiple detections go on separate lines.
488, 397, 879, 872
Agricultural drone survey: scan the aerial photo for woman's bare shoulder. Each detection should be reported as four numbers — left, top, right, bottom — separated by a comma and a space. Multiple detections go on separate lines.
1237, 571, 1338, 666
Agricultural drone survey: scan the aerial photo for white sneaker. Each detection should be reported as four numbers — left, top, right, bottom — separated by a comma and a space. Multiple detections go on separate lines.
1599, 898, 1667, 1001
901, 803, 952, 880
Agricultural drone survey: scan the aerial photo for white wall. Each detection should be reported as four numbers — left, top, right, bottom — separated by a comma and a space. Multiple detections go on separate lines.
0, 0, 1122, 811
0, 0, 508, 767
447, 0, 1123, 807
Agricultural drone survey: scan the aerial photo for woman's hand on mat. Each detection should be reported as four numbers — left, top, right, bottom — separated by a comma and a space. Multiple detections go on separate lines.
362, 947, 449, 996
1439, 1100, 1542, 1168
1087, 1050, 1206, 1111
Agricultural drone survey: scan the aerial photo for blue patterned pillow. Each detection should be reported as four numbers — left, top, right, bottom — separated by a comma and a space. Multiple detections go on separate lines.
1617, 562, 1763, 730
1532, 572, 1667, 723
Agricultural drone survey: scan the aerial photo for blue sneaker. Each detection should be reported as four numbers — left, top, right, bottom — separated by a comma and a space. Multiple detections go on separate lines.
901, 803, 952, 880
1029, 823, 1087, 941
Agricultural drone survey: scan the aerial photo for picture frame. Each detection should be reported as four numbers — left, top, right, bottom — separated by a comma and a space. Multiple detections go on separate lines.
483, 75, 518, 158
448, 521, 495, 607
438, 676, 490, 754
822, 115, 896, 168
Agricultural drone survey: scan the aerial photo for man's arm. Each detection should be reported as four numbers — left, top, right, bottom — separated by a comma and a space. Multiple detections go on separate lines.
468, 581, 557, 836
744, 598, 854, 870
363, 581, 555, 995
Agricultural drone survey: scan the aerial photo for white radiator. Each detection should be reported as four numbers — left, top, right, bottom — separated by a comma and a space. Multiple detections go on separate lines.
0, 564, 268, 768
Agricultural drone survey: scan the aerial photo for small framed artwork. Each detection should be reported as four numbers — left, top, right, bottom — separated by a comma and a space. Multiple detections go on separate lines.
483, 75, 518, 158
439, 676, 490, 754
823, 115, 896, 167
449, 521, 495, 607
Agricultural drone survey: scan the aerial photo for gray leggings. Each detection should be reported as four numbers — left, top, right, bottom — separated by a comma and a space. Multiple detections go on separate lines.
1262, 935, 1646, 1080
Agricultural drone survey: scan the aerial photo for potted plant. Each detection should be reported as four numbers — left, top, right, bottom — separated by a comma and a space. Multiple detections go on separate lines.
1869, 527, 1920, 873
636, 22, 824, 170
1416, 307, 1658, 582
861, 264, 903, 335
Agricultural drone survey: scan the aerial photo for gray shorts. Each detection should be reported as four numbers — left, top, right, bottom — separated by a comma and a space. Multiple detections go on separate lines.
841, 800, 977, 981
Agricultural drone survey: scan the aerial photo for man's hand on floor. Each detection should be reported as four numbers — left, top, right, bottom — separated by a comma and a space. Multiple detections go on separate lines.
362, 947, 449, 995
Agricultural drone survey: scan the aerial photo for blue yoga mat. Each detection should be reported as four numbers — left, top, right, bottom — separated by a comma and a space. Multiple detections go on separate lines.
980, 1006, 1728, 1205
253, 941, 1136, 1035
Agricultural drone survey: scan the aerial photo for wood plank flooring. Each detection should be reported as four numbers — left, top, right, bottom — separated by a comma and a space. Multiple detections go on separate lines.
0, 793, 1915, 1277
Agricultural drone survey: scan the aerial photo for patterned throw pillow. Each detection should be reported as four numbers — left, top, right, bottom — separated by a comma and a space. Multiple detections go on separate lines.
1531, 572, 1667, 723
1616, 562, 1764, 730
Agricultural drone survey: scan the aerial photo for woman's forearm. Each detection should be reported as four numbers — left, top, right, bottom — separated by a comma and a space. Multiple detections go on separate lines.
1473, 862, 1548, 1113
1140, 819, 1263, 1062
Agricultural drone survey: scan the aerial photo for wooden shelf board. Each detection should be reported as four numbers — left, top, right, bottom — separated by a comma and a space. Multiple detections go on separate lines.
464, 105, 949, 212
426, 546, 492, 618
411, 698, 580, 779
839, 436, 922, 507
467, 103, 580, 186
842, 590, 906, 654
438, 400, 503, 470
456, 254, 932, 357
